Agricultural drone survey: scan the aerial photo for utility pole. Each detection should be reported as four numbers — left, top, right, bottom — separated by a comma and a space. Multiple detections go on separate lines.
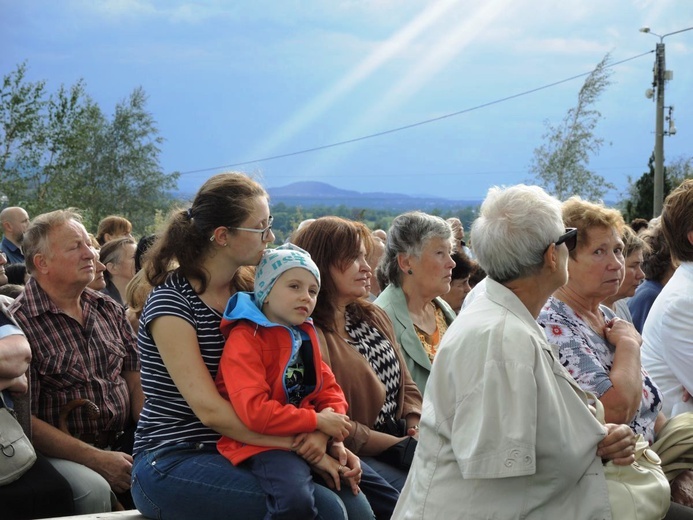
641, 26, 693, 217
653, 41, 665, 217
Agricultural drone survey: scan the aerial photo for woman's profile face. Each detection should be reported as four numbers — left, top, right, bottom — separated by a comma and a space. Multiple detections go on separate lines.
407, 237, 455, 298
227, 196, 275, 267
329, 240, 371, 305
615, 249, 645, 299
567, 225, 625, 300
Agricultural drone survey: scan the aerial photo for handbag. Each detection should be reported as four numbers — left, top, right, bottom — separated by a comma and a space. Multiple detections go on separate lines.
376, 436, 417, 470
0, 391, 37, 486
374, 415, 417, 470
594, 397, 670, 520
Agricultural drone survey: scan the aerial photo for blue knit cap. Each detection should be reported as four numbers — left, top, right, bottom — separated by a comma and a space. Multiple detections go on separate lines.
254, 243, 321, 309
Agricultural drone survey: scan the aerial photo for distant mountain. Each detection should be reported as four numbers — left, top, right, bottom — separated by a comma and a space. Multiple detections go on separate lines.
267, 181, 480, 210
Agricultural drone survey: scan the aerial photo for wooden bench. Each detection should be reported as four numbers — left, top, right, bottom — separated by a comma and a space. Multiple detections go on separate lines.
54, 512, 147, 519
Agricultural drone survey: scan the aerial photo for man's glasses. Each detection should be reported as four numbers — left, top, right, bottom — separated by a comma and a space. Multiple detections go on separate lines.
228, 216, 274, 242
554, 227, 578, 252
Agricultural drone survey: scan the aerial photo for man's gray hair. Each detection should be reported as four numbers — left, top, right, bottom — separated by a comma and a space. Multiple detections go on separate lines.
23, 209, 83, 274
471, 185, 563, 283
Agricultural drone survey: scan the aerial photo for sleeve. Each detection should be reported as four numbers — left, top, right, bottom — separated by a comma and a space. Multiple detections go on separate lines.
0, 303, 23, 339
217, 326, 318, 436
540, 310, 613, 398
315, 326, 372, 454
658, 294, 693, 394
141, 285, 195, 332
313, 360, 348, 415
449, 333, 538, 479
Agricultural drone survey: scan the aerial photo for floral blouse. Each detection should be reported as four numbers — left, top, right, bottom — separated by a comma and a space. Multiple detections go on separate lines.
538, 296, 662, 443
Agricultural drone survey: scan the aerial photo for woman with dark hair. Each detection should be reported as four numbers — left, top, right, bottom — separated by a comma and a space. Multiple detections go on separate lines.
5, 263, 28, 285
642, 179, 693, 418
375, 212, 456, 394
131, 173, 375, 520
440, 251, 475, 314
293, 216, 421, 494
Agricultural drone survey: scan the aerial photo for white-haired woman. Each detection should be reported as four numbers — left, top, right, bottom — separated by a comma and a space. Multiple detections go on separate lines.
393, 185, 639, 519
375, 212, 456, 394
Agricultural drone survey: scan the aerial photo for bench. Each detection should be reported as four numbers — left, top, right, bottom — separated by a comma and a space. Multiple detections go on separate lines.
54, 511, 147, 519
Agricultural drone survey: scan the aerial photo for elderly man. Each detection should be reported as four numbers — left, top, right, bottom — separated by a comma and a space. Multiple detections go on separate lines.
9, 209, 143, 514
0, 206, 30, 264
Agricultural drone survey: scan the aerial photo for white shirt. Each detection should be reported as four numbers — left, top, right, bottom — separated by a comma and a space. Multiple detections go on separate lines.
393, 278, 611, 520
641, 262, 693, 418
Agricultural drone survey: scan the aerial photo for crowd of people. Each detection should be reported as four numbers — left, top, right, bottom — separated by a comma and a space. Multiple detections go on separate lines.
1, 174, 692, 519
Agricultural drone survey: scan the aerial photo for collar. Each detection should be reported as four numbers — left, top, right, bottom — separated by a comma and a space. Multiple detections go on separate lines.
20, 277, 105, 319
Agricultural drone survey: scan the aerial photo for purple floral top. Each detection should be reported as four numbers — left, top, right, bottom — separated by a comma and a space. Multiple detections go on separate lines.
538, 296, 661, 443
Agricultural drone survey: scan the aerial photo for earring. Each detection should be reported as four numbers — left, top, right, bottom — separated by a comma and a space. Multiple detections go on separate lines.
223, 243, 228, 247
408, 269, 413, 275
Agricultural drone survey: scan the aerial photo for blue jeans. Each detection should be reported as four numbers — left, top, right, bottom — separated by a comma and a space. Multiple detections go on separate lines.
132, 443, 374, 520
246, 450, 318, 519
361, 456, 408, 492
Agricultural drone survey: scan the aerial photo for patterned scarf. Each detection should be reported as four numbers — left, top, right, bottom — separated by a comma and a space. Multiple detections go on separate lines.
344, 310, 401, 430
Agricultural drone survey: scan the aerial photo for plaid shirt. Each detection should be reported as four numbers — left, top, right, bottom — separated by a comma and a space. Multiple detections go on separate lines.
9, 277, 139, 435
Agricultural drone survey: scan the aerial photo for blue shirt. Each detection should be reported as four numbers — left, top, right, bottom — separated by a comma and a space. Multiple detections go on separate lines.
0, 236, 24, 264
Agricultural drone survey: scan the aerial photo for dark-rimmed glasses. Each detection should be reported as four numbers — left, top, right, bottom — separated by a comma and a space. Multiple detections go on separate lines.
228, 216, 274, 241
554, 227, 578, 252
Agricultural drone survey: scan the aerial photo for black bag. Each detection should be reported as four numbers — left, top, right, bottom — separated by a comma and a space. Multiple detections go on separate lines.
375, 436, 417, 470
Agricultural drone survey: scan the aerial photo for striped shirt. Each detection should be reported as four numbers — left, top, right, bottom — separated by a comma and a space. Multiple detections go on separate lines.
9, 277, 139, 435
133, 271, 225, 455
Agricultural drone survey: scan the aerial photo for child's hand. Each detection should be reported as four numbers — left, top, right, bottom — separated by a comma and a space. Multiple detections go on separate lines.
316, 408, 350, 441
293, 431, 329, 465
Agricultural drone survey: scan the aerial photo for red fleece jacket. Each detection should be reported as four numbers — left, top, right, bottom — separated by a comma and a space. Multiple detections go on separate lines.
216, 319, 347, 464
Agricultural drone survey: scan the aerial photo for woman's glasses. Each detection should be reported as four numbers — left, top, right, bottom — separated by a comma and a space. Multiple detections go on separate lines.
228, 216, 274, 242
554, 227, 578, 251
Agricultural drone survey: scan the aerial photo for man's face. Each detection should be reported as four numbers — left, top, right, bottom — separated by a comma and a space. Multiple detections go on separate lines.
8, 209, 30, 243
44, 220, 96, 288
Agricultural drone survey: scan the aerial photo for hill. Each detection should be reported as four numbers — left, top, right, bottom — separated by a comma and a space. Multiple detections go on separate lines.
266, 181, 480, 210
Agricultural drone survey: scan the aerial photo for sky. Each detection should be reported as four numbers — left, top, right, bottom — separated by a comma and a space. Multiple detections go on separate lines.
1, 0, 692, 201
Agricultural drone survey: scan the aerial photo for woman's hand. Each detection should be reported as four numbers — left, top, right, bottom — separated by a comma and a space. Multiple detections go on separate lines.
405, 414, 420, 440
597, 423, 636, 466
604, 318, 642, 349
313, 443, 363, 496
292, 431, 329, 465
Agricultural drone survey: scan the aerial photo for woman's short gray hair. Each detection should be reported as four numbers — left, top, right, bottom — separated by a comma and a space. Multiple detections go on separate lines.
380, 211, 452, 287
471, 185, 564, 283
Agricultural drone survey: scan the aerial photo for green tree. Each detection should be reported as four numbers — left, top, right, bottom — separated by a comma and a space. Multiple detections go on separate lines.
530, 54, 616, 201
622, 154, 691, 221
0, 62, 179, 234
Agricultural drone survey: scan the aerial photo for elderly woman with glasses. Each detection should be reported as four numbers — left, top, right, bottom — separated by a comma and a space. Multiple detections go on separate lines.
392, 185, 637, 519
375, 212, 457, 394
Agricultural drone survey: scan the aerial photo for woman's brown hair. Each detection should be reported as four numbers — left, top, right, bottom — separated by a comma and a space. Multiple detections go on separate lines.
145, 173, 267, 293
292, 216, 374, 332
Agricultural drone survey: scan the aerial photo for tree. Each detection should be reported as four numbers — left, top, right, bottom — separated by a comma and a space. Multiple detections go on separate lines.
530, 54, 616, 201
622, 154, 691, 221
0, 62, 179, 233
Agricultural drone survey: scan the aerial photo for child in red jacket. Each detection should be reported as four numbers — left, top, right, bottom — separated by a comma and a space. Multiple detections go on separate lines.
216, 244, 353, 519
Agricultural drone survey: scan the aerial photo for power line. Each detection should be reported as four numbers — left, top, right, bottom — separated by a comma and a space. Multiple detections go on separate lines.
178, 51, 654, 176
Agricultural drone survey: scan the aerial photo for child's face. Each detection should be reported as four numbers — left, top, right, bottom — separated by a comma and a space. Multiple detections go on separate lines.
262, 267, 319, 327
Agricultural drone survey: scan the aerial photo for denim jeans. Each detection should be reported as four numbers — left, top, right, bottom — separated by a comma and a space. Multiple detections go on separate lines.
132, 443, 375, 520
361, 456, 408, 491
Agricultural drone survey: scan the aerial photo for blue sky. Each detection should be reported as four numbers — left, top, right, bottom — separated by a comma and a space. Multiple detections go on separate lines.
1, 0, 691, 201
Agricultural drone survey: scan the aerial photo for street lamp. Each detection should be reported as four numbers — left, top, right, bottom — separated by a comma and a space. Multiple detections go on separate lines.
640, 26, 693, 217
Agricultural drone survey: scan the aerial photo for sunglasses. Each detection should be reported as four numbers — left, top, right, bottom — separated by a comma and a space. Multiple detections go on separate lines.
554, 227, 578, 252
